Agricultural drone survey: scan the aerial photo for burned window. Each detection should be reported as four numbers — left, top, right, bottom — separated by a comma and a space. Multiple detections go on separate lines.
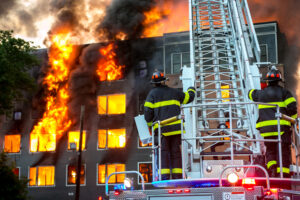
67, 165, 85, 185
30, 133, 56, 152
68, 131, 86, 151
98, 129, 126, 149
98, 164, 125, 184
139, 163, 152, 183
138, 139, 152, 148
97, 94, 126, 115
4, 135, 21, 153
29, 166, 55, 186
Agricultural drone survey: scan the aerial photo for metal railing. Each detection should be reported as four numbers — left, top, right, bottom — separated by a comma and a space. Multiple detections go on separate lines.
151, 101, 300, 181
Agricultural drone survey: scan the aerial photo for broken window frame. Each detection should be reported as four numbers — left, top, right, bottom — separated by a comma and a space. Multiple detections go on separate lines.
137, 162, 152, 184
66, 164, 86, 186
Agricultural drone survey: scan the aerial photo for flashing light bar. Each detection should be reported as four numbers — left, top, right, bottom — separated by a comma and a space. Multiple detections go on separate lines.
168, 189, 191, 194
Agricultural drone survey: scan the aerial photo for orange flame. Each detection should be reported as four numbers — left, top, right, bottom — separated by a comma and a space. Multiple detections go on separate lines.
143, 1, 189, 37
96, 43, 125, 81
30, 31, 75, 152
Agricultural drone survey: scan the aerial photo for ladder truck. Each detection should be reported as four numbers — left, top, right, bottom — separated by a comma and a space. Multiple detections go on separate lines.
106, 0, 300, 199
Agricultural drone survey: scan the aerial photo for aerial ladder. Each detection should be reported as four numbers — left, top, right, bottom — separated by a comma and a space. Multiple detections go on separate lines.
181, 0, 262, 179
106, 0, 300, 199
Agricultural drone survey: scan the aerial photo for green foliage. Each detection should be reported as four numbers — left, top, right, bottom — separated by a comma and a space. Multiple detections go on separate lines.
0, 30, 39, 115
0, 152, 29, 200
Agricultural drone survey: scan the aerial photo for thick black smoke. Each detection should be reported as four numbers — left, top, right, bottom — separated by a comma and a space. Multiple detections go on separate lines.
97, 0, 162, 40
248, 0, 300, 97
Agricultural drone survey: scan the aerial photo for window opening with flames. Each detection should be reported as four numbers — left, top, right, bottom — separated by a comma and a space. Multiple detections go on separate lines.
98, 164, 125, 184
29, 166, 55, 186
98, 129, 126, 149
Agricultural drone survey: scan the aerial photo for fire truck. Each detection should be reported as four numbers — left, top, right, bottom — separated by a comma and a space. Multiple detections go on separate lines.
105, 0, 300, 199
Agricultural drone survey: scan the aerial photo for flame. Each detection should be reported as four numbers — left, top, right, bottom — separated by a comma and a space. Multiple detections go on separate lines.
30, 30, 75, 152
96, 43, 125, 81
143, 1, 189, 37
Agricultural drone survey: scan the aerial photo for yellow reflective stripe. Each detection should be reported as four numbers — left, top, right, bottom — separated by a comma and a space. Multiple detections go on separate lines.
172, 168, 182, 174
256, 120, 291, 128
267, 160, 277, 169
277, 167, 290, 174
291, 114, 298, 119
249, 89, 255, 101
183, 92, 190, 104
284, 97, 296, 106
147, 122, 152, 127
161, 168, 170, 174
261, 131, 284, 137
258, 102, 286, 109
144, 100, 180, 109
153, 120, 182, 130
162, 130, 184, 136
188, 88, 196, 93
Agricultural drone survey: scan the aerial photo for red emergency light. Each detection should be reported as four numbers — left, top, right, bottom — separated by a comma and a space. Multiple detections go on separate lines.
242, 178, 256, 190
168, 190, 174, 194
176, 189, 182, 193
184, 189, 191, 193
114, 190, 121, 196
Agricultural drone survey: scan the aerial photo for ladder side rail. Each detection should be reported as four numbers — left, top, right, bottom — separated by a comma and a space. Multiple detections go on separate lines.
240, 0, 261, 62
228, 0, 260, 150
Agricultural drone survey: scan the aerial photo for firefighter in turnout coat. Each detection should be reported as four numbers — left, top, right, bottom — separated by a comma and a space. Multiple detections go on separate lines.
248, 66, 297, 177
144, 70, 196, 180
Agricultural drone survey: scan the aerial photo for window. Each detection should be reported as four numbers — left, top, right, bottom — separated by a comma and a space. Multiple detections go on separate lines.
68, 131, 86, 150
4, 135, 21, 153
171, 52, 190, 74
29, 166, 55, 186
98, 129, 126, 149
12, 168, 20, 179
138, 139, 152, 148
98, 164, 125, 184
260, 44, 268, 62
97, 94, 126, 115
138, 163, 152, 183
67, 165, 85, 185
30, 133, 56, 152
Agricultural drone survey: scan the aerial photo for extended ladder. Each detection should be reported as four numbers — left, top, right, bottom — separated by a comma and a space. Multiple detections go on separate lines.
181, 0, 262, 178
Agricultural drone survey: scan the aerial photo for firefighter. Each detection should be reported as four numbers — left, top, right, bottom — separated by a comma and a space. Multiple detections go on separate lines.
144, 70, 196, 180
248, 66, 297, 178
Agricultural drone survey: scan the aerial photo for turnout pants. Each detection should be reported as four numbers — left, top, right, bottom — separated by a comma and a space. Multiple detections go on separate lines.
161, 134, 182, 180
265, 131, 291, 178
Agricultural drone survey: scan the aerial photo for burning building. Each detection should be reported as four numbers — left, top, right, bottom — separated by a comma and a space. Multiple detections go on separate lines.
0, 20, 284, 199
0, 0, 297, 199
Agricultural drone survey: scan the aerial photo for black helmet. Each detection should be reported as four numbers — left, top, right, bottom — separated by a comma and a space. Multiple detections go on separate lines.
264, 66, 282, 82
151, 70, 166, 83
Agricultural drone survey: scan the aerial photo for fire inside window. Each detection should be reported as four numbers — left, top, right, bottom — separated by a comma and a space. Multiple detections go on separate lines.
29, 166, 55, 186
98, 129, 126, 149
139, 163, 152, 183
30, 133, 56, 152
67, 165, 85, 185
98, 164, 125, 184
4, 135, 21, 153
68, 131, 86, 150
97, 94, 126, 115
139, 139, 152, 147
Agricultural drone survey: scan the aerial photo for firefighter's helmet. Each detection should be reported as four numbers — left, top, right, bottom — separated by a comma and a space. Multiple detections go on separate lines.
151, 70, 166, 83
265, 65, 282, 82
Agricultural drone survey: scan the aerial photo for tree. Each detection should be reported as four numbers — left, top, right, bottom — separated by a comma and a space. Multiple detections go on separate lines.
0, 30, 39, 115
0, 152, 29, 200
